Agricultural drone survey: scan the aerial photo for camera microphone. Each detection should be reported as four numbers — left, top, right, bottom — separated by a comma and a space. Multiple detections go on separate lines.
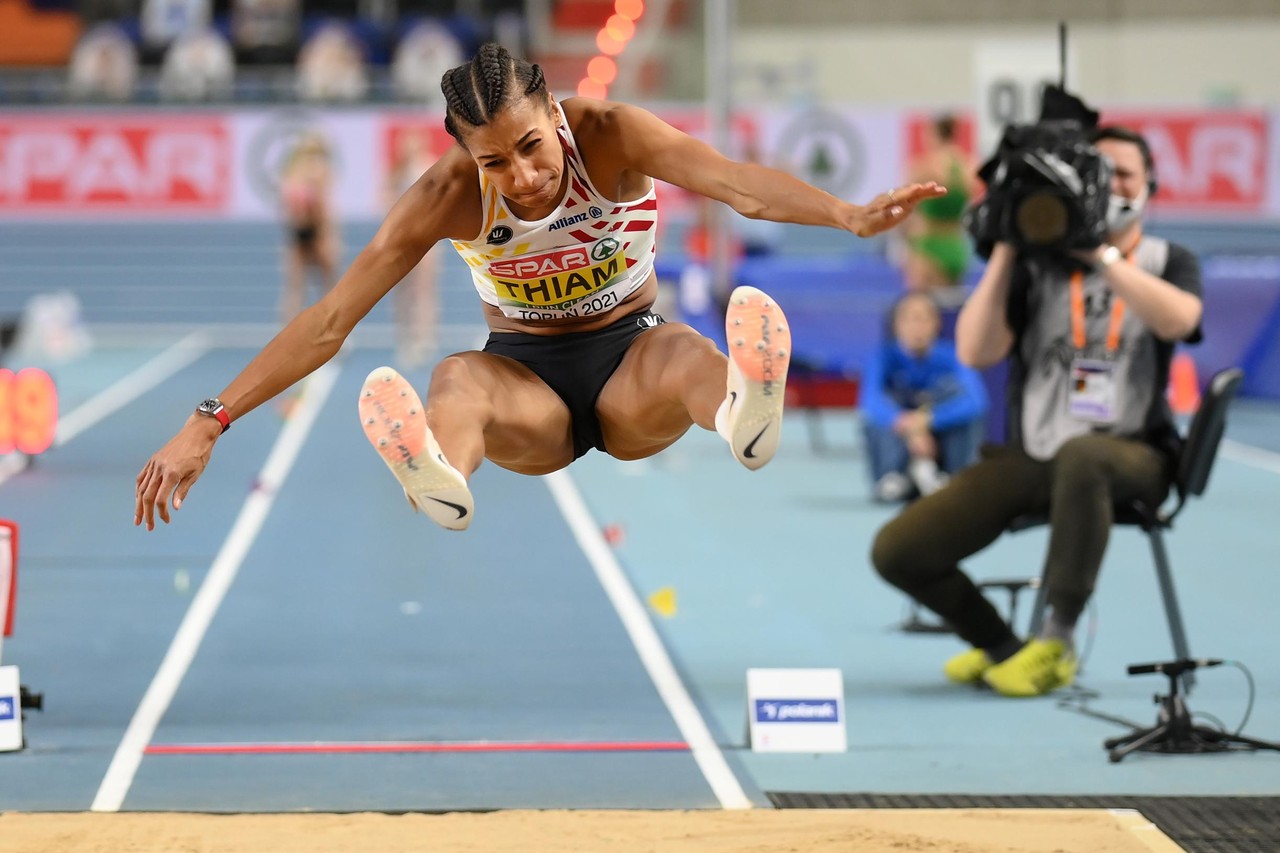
1127, 658, 1223, 676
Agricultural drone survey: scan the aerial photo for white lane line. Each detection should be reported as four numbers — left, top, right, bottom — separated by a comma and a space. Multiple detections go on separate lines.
544, 470, 753, 810
0, 454, 27, 488
91, 362, 340, 812
56, 332, 212, 446
1221, 439, 1280, 476
0, 332, 213, 489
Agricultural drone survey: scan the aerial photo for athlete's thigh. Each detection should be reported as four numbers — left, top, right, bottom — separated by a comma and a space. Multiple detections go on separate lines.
435, 350, 575, 474
596, 323, 724, 460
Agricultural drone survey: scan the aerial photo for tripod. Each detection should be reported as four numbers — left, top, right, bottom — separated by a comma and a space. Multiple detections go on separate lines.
1106, 659, 1280, 763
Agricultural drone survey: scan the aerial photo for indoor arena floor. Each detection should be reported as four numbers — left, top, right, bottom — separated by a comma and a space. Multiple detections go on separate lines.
0, 329, 1278, 850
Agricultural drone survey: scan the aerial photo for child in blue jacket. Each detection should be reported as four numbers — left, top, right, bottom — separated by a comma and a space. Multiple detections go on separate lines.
862, 292, 987, 502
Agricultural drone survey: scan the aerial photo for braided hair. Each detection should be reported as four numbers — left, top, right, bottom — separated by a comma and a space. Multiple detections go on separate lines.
440, 43, 549, 146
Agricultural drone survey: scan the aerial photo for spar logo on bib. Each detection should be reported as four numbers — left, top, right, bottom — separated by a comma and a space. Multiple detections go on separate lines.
488, 239, 623, 308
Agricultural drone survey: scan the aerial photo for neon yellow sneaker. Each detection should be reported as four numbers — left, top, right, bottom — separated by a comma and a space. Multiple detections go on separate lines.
943, 647, 993, 684
359, 366, 473, 531
1056, 649, 1080, 687
715, 286, 791, 470
982, 638, 1075, 697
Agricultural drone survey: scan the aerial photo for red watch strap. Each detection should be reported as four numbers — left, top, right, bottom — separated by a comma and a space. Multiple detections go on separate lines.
198, 402, 231, 433
211, 406, 230, 433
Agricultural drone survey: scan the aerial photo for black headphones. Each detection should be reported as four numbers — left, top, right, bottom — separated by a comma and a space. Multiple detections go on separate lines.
1092, 125, 1158, 197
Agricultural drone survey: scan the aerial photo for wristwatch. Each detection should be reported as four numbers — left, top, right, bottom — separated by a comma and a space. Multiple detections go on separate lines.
1097, 244, 1123, 270
195, 398, 231, 433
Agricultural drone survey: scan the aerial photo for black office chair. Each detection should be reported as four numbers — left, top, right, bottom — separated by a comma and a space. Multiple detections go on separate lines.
898, 367, 1244, 692
1015, 366, 1245, 689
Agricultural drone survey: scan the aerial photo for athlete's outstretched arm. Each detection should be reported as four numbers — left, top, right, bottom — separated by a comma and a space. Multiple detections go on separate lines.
134, 149, 481, 531
605, 101, 946, 237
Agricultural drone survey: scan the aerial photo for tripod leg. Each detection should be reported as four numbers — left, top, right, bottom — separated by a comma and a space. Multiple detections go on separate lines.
1105, 725, 1154, 750
1195, 729, 1280, 752
1108, 722, 1171, 763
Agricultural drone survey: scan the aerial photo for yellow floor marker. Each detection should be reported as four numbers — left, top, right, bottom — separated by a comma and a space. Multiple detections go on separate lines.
648, 586, 677, 618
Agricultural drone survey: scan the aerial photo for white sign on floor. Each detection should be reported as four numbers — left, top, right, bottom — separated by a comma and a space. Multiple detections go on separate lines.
0, 665, 23, 752
746, 668, 846, 753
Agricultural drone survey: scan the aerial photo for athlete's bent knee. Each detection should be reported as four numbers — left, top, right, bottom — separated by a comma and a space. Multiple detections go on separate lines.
429, 354, 483, 393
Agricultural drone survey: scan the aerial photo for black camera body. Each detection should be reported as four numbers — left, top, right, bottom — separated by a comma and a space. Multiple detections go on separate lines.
966, 88, 1113, 260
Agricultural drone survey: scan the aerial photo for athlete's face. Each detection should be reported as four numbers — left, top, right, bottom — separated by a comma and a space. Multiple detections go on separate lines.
1096, 138, 1148, 202
463, 95, 565, 216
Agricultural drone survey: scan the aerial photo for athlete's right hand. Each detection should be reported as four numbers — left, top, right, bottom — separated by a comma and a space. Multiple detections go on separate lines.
135, 416, 221, 531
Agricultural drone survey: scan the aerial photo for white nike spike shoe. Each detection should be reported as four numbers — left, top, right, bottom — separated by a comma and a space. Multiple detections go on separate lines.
358, 366, 474, 530
715, 285, 791, 470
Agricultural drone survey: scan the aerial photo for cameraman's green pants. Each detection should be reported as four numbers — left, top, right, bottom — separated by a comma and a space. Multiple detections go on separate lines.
871, 434, 1171, 651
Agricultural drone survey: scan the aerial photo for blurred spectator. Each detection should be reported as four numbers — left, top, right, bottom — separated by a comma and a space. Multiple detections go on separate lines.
67, 22, 139, 101
391, 19, 462, 104
899, 114, 981, 309
278, 131, 340, 325
296, 21, 368, 102
159, 26, 234, 100
861, 292, 986, 503
384, 128, 444, 368
140, 0, 211, 62
231, 0, 298, 64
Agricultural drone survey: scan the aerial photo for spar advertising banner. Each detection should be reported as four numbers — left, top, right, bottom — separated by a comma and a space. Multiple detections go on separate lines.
0, 105, 1275, 221
0, 112, 231, 213
1099, 109, 1268, 216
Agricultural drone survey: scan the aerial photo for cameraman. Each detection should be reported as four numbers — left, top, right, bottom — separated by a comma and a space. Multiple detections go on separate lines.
870, 126, 1203, 698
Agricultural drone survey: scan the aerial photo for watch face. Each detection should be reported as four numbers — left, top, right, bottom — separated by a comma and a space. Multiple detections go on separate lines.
199, 399, 222, 413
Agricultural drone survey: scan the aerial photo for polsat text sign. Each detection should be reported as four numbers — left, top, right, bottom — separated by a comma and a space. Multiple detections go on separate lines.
0, 369, 57, 455
1102, 110, 1267, 213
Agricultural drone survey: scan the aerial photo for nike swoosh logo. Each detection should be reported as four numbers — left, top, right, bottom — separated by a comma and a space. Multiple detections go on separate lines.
743, 424, 770, 459
728, 390, 737, 411
426, 496, 469, 520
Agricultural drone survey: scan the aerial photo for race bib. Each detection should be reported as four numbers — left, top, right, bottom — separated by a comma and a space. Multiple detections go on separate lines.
486, 237, 628, 320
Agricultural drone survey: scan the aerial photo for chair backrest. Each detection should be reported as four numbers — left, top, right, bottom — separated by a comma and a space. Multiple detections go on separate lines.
1175, 367, 1244, 499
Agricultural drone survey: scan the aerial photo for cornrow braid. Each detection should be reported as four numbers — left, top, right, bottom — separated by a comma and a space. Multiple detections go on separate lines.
524, 63, 545, 98
475, 43, 509, 116
440, 42, 550, 146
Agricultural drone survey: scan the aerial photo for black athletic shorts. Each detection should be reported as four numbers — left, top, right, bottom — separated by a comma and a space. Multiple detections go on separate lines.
482, 309, 666, 459
293, 225, 318, 248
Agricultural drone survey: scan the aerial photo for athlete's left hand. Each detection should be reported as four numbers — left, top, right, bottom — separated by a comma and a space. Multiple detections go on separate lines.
849, 182, 948, 237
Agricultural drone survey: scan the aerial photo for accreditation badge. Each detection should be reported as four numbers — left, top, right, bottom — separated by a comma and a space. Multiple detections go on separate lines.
1068, 358, 1119, 424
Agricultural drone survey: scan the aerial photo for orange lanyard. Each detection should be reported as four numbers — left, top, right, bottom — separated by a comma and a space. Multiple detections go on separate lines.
1069, 248, 1134, 354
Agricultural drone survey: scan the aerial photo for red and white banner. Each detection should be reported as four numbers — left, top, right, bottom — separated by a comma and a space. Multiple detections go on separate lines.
0, 114, 231, 213
904, 111, 977, 161
378, 111, 454, 193
1100, 109, 1268, 215
0, 105, 1276, 221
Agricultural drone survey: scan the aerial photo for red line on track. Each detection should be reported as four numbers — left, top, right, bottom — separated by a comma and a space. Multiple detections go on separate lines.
145, 740, 691, 756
